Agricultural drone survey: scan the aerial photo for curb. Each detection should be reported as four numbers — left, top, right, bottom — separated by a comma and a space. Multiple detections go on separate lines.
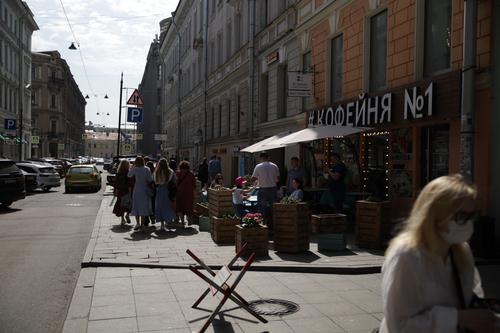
82, 196, 108, 265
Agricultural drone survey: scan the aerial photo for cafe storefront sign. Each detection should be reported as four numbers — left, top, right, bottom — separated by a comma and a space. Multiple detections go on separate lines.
308, 82, 435, 128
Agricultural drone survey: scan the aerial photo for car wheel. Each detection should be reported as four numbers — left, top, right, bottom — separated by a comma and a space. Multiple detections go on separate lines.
42, 186, 50, 192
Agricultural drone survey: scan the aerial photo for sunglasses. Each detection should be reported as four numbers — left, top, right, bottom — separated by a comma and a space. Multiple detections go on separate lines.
453, 211, 479, 225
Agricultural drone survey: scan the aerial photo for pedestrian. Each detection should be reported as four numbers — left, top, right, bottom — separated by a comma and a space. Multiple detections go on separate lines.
286, 157, 306, 194
321, 153, 347, 213
175, 160, 196, 226
154, 158, 176, 231
197, 157, 209, 190
208, 155, 221, 182
169, 158, 177, 172
146, 160, 156, 225
112, 159, 132, 225
379, 174, 499, 333
128, 156, 154, 230
251, 152, 280, 230
288, 178, 304, 201
210, 173, 224, 189
232, 176, 250, 218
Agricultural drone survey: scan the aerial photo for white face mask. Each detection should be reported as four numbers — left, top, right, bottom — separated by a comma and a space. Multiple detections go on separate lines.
440, 219, 474, 244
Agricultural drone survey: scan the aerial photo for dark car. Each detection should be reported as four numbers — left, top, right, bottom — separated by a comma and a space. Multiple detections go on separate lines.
0, 159, 26, 207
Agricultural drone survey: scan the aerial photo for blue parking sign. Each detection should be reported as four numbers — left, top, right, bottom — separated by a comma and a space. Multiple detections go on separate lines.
4, 119, 16, 130
127, 107, 143, 123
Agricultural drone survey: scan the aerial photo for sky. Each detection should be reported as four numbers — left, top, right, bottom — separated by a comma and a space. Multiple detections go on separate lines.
27, 0, 179, 128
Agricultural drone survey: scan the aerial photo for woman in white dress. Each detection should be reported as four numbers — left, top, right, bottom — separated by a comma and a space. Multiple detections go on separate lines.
128, 156, 153, 230
379, 174, 499, 333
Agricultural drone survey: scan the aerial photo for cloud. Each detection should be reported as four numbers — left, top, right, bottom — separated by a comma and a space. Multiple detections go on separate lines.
27, 0, 178, 127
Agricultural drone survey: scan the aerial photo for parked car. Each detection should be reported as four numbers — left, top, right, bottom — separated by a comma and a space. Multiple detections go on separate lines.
65, 165, 102, 193
103, 159, 112, 171
95, 157, 104, 165
0, 158, 26, 207
19, 169, 38, 192
107, 155, 136, 186
29, 158, 65, 178
17, 162, 61, 192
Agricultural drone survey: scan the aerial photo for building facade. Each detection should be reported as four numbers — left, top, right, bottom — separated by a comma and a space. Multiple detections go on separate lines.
0, 0, 38, 159
84, 131, 118, 159
31, 51, 86, 158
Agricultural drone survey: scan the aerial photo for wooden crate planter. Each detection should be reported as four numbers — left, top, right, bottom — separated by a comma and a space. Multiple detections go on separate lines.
317, 234, 346, 251
235, 225, 268, 257
355, 200, 392, 249
208, 188, 234, 216
199, 216, 210, 232
195, 203, 209, 217
273, 203, 310, 253
210, 216, 240, 244
311, 214, 347, 234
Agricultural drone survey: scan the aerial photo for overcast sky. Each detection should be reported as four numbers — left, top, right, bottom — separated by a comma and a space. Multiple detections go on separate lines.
27, 0, 179, 128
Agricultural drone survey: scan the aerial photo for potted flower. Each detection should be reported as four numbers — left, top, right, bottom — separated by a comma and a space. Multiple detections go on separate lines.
235, 213, 268, 257
272, 197, 310, 253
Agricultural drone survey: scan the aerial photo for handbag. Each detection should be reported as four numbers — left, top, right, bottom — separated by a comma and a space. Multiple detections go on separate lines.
450, 251, 500, 313
120, 193, 132, 209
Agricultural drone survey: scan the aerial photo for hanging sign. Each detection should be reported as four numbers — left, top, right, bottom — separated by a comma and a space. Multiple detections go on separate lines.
288, 73, 313, 97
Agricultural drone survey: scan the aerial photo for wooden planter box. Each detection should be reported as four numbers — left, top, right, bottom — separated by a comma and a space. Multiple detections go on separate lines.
208, 188, 234, 216
195, 202, 209, 217
311, 214, 347, 234
199, 216, 210, 232
210, 216, 240, 244
235, 225, 269, 257
273, 203, 310, 253
355, 200, 392, 249
318, 234, 346, 251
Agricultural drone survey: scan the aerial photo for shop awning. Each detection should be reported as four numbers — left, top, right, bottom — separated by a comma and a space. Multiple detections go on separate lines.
240, 132, 290, 153
0, 134, 5, 141
270, 126, 370, 146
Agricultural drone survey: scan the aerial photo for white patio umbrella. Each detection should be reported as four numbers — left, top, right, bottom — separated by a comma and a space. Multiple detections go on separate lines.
240, 131, 291, 153
269, 126, 370, 147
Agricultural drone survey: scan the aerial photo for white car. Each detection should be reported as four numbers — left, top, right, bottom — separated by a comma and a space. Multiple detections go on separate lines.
16, 163, 61, 192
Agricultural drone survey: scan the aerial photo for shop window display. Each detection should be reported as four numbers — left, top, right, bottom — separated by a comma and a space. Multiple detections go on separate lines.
361, 132, 390, 200
421, 125, 449, 186
391, 128, 413, 197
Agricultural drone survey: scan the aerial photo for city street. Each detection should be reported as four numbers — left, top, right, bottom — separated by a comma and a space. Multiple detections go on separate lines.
0, 175, 105, 333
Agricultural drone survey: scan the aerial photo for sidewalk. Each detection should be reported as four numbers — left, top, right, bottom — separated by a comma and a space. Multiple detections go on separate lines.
63, 267, 383, 333
84, 189, 385, 273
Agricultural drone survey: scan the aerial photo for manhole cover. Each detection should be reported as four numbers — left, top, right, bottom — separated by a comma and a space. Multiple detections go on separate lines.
248, 299, 300, 316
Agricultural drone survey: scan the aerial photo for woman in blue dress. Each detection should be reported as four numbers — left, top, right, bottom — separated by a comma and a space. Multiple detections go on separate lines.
128, 156, 153, 230
154, 158, 176, 231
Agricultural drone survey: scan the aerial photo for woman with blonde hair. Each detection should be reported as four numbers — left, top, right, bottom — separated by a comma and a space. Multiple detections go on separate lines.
128, 156, 154, 230
112, 159, 132, 225
154, 158, 176, 231
379, 174, 499, 332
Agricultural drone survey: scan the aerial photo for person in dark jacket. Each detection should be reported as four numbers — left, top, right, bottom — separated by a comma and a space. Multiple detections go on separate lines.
197, 157, 209, 190
113, 159, 132, 225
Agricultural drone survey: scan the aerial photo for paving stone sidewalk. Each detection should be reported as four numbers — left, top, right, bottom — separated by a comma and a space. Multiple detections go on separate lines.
84, 192, 384, 272
63, 267, 383, 333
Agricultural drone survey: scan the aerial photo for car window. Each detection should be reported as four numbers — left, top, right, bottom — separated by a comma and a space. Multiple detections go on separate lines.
39, 167, 54, 173
0, 161, 19, 173
70, 167, 94, 174
18, 165, 35, 173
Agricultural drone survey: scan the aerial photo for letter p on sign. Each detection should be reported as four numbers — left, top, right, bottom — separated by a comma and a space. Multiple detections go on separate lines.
127, 107, 143, 123
4, 119, 16, 130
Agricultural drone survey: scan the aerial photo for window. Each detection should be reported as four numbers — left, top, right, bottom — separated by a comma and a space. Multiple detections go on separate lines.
236, 95, 241, 133
369, 10, 387, 92
261, 0, 268, 29
234, 14, 242, 50
302, 51, 312, 111
217, 33, 223, 67
50, 120, 57, 133
157, 64, 162, 81
277, 64, 288, 119
218, 104, 222, 137
330, 35, 343, 102
211, 107, 215, 138
260, 74, 268, 122
31, 90, 37, 105
421, 125, 449, 185
51, 94, 57, 108
210, 41, 215, 73
226, 22, 232, 60
227, 99, 231, 136
424, 0, 452, 76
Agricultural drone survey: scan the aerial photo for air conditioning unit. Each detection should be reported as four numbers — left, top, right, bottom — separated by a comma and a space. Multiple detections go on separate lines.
193, 38, 204, 49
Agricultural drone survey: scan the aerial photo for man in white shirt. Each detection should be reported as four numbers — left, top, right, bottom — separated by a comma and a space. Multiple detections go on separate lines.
251, 152, 280, 231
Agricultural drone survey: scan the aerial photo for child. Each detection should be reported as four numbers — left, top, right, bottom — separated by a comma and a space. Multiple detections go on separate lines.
289, 178, 304, 201
232, 176, 251, 218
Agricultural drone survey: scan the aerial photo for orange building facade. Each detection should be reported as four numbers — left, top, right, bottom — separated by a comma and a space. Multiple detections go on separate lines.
294, 0, 494, 225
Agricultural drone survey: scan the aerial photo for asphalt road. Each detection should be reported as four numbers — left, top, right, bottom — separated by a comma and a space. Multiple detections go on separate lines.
0, 172, 105, 333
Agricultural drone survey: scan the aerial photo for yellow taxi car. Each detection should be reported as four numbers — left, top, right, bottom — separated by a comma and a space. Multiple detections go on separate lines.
65, 165, 102, 193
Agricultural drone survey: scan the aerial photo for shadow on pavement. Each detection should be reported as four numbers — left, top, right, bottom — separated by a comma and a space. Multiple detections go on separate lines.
0, 207, 21, 214
318, 249, 357, 257
274, 251, 321, 263
110, 224, 133, 233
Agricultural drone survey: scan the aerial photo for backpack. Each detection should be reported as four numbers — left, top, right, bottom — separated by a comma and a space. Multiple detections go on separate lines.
167, 180, 177, 201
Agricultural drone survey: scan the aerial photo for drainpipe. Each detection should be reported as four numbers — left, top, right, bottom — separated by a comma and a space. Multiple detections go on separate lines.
459, 0, 477, 181
248, 0, 256, 146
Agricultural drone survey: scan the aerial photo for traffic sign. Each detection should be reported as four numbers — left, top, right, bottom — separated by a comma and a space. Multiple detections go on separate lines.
127, 89, 144, 106
154, 134, 168, 141
82, 134, 87, 139
127, 107, 143, 123
123, 144, 132, 153
31, 136, 40, 144
4, 119, 16, 130
136, 133, 143, 140
58, 143, 65, 150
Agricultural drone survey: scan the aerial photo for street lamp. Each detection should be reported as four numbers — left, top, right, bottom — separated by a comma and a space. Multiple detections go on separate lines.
169, 13, 182, 159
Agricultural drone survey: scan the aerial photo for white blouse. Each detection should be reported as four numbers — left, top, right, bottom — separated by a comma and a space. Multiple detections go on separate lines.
379, 242, 483, 333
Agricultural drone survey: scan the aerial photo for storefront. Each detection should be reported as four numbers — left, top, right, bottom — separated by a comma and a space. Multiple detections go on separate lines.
303, 71, 461, 218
